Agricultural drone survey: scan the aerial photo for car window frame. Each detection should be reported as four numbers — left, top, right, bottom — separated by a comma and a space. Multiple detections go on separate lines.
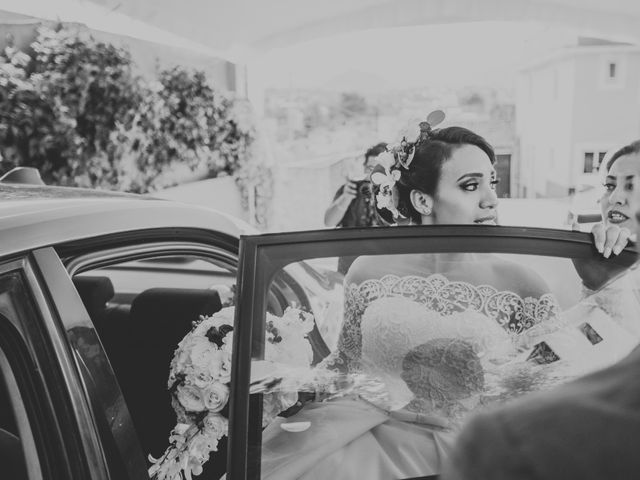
56, 237, 242, 479
57, 227, 327, 478
229, 224, 637, 480
0, 256, 96, 479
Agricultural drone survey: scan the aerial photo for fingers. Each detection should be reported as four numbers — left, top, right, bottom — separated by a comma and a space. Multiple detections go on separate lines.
591, 223, 606, 254
610, 227, 631, 257
593, 224, 632, 258
343, 182, 357, 198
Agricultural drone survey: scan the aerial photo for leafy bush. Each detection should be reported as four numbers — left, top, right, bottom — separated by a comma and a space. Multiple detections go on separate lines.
0, 25, 254, 195
112, 67, 253, 192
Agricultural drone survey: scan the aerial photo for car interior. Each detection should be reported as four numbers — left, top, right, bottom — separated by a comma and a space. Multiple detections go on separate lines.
72, 273, 229, 477
70, 254, 331, 479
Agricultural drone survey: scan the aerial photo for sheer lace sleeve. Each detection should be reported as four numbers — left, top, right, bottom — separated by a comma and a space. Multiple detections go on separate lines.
320, 278, 383, 372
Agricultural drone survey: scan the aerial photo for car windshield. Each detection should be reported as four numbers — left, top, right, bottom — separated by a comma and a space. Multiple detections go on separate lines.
241, 230, 640, 479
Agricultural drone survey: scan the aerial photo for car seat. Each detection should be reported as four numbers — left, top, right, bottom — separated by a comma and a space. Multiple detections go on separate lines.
123, 288, 224, 476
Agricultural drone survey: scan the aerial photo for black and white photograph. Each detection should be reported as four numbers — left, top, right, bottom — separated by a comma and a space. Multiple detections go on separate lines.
1, 1, 640, 479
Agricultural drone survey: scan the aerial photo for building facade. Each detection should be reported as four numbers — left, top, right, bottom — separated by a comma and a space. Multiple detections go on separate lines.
516, 38, 640, 198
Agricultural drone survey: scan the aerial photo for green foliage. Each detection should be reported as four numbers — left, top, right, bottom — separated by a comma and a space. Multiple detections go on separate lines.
112, 67, 253, 192
0, 25, 253, 194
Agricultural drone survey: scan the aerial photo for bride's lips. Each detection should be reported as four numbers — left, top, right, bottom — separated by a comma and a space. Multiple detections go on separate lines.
608, 210, 630, 224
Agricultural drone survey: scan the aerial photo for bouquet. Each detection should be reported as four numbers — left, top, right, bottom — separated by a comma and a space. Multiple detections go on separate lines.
148, 306, 315, 480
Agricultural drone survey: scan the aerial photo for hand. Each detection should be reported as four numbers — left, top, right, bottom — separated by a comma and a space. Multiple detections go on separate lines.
588, 222, 637, 258
340, 181, 358, 202
571, 221, 637, 291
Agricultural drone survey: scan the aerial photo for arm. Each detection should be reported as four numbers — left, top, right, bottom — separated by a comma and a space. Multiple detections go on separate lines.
324, 183, 357, 227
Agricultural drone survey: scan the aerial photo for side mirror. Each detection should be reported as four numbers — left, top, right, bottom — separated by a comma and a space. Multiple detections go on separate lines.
0, 167, 45, 185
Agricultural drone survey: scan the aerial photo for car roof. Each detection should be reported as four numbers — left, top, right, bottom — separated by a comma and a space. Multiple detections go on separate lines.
0, 184, 255, 256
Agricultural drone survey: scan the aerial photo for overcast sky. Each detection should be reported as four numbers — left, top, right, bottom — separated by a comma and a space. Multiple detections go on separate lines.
252, 22, 593, 91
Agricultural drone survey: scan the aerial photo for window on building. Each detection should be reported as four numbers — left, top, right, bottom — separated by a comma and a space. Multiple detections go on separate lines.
600, 57, 625, 89
584, 152, 595, 173
598, 152, 607, 169
583, 151, 608, 173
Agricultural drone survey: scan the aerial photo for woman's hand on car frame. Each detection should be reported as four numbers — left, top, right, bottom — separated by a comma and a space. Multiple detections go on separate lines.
574, 221, 637, 258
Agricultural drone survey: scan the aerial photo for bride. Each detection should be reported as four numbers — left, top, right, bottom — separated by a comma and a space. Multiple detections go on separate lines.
260, 117, 571, 480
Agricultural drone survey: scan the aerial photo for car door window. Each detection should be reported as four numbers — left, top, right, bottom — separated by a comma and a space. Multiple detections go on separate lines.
0, 341, 33, 480
72, 253, 234, 479
229, 227, 639, 480
0, 272, 48, 480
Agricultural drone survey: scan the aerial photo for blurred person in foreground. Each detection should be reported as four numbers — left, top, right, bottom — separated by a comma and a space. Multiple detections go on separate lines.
324, 142, 387, 274
442, 140, 640, 480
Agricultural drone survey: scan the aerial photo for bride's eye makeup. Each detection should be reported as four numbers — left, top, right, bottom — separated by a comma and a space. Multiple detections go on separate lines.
460, 177, 499, 192
461, 181, 479, 192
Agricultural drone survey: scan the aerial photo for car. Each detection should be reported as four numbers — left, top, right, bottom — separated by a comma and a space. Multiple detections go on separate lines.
0, 181, 638, 480
565, 181, 604, 231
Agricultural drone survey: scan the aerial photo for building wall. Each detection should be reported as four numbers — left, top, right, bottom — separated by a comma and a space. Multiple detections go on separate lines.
516, 56, 575, 198
517, 46, 640, 198
571, 49, 640, 184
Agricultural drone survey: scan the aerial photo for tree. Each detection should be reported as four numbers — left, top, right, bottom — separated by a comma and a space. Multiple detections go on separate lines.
0, 25, 254, 195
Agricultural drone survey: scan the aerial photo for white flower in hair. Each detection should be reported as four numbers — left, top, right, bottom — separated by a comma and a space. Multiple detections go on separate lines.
371, 155, 404, 220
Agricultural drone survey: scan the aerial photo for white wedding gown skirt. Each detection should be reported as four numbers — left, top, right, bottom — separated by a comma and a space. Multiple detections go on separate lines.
261, 398, 456, 480
260, 296, 510, 480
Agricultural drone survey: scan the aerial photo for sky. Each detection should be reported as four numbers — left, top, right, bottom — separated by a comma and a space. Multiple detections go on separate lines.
252, 21, 594, 91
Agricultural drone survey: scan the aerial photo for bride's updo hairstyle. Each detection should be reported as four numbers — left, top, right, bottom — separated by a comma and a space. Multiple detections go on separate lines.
371, 113, 495, 225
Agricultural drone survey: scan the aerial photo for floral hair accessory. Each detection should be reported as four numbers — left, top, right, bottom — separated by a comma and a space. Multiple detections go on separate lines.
149, 306, 315, 480
371, 153, 404, 220
370, 110, 445, 221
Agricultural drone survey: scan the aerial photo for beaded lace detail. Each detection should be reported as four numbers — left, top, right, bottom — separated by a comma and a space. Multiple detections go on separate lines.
323, 274, 560, 374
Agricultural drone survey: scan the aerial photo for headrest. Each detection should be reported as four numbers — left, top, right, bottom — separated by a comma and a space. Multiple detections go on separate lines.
130, 288, 222, 342
73, 276, 115, 315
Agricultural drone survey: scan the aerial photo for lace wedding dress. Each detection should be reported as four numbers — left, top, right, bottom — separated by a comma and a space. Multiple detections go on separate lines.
260, 262, 560, 480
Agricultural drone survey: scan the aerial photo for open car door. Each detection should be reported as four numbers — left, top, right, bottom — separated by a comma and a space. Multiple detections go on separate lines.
229, 225, 638, 479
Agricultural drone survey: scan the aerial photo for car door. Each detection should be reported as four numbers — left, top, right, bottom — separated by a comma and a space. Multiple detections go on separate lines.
34, 227, 333, 480
0, 253, 110, 480
228, 225, 639, 480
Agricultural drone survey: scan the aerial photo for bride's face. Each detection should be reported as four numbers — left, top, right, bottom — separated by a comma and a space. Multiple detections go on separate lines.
601, 153, 640, 233
428, 144, 498, 225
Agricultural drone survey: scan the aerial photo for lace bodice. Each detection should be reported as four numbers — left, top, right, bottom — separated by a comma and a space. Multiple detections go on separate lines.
324, 274, 560, 375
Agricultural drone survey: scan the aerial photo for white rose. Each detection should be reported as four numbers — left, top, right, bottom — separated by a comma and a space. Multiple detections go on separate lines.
203, 413, 228, 439
176, 384, 206, 412
189, 336, 217, 368
203, 383, 229, 412
203, 349, 231, 382
217, 355, 232, 384
193, 371, 215, 388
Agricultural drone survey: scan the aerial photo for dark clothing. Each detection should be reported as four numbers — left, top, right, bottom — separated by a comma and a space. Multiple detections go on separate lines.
333, 183, 379, 229
333, 183, 379, 275
443, 344, 640, 480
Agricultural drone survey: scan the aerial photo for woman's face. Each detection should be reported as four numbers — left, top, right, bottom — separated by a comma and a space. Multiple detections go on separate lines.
429, 144, 498, 225
601, 153, 640, 232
